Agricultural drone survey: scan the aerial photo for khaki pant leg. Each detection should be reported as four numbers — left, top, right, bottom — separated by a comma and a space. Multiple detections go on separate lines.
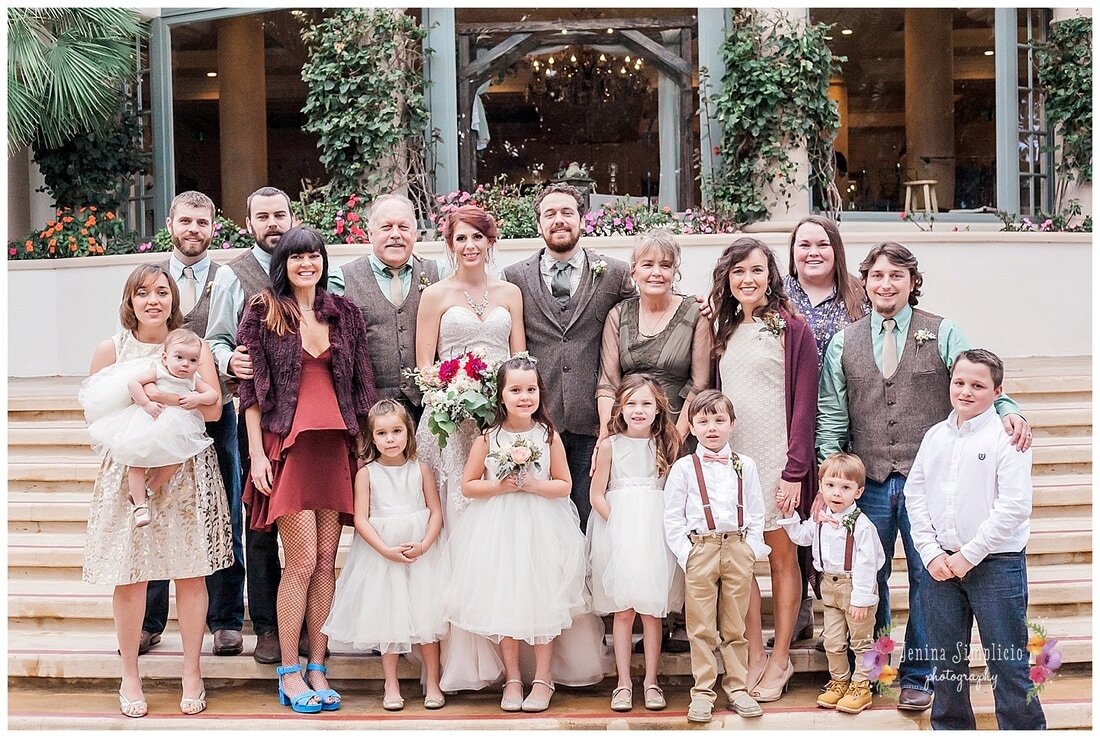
684, 538, 721, 703
821, 576, 853, 682
716, 537, 755, 699
845, 583, 878, 682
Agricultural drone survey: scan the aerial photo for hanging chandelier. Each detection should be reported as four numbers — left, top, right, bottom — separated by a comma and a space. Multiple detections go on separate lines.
526, 46, 649, 107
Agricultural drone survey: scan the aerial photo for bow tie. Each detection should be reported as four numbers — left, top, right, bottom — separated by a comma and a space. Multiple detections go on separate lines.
702, 452, 729, 464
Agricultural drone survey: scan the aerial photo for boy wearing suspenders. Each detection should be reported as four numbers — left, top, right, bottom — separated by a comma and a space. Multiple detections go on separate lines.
779, 452, 886, 714
664, 390, 770, 722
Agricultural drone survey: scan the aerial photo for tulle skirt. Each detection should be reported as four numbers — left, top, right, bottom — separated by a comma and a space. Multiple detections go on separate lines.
323, 508, 447, 654
586, 484, 685, 618
87, 403, 211, 468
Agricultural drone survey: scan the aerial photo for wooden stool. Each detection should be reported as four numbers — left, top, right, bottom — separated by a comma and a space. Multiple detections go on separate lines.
903, 180, 939, 215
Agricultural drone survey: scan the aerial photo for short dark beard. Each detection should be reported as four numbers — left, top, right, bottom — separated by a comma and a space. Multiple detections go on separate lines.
542, 228, 581, 254
171, 233, 211, 258
252, 228, 281, 254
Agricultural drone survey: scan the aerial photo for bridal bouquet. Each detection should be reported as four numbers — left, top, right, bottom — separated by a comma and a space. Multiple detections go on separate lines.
404, 351, 498, 448
487, 437, 544, 481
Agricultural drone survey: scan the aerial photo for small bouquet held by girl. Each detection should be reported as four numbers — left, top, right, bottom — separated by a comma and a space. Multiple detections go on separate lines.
487, 436, 544, 488
404, 350, 499, 448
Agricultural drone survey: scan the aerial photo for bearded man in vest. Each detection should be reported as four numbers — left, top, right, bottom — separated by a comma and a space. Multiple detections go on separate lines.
816, 242, 1033, 712
205, 186, 299, 664
141, 190, 245, 657
328, 192, 439, 422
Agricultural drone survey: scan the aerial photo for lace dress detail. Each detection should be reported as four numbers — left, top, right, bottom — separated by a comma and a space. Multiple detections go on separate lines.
82, 331, 233, 585
415, 305, 511, 521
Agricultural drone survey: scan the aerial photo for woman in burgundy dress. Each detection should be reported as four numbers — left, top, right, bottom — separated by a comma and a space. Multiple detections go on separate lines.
238, 227, 377, 713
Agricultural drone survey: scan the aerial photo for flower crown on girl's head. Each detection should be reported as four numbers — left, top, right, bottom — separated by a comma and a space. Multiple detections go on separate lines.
507, 350, 537, 364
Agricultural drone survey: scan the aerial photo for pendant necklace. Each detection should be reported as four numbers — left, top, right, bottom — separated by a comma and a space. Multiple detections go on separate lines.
464, 286, 490, 317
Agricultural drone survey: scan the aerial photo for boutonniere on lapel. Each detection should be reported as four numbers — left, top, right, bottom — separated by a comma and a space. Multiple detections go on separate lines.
418, 274, 432, 292
203, 281, 213, 298
591, 258, 608, 279
842, 507, 862, 534
914, 329, 937, 346
760, 312, 787, 337
730, 453, 744, 479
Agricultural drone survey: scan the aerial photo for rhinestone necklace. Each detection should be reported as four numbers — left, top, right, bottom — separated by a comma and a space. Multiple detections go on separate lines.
464, 287, 490, 316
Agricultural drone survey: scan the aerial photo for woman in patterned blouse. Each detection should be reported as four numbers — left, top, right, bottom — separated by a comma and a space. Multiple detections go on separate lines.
783, 216, 869, 369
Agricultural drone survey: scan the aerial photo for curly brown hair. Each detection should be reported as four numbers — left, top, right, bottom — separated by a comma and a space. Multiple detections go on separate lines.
605, 374, 681, 477
858, 242, 923, 307
534, 182, 586, 217
708, 237, 794, 359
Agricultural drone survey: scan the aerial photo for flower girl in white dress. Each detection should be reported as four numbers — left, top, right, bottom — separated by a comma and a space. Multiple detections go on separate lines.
81, 328, 218, 527
444, 355, 597, 713
587, 374, 685, 712
322, 400, 448, 711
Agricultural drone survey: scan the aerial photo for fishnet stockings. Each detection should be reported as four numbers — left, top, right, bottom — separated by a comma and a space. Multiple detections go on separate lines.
276, 509, 342, 697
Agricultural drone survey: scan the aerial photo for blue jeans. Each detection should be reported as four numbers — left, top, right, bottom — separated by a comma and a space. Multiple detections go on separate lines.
561, 431, 596, 531
922, 552, 1045, 730
144, 401, 245, 633
861, 472, 932, 692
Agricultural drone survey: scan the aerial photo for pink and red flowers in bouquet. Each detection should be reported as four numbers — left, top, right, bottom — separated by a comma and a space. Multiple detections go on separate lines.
404, 351, 499, 448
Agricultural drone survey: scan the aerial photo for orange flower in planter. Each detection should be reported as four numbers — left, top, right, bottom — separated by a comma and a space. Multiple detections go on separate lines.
81, 229, 89, 236
89, 206, 97, 212
24, 240, 33, 253
62, 216, 73, 224
105, 212, 115, 221
48, 238, 56, 247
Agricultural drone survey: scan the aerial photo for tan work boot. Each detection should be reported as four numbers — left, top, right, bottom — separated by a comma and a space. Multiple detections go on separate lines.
816, 679, 850, 709
836, 680, 873, 714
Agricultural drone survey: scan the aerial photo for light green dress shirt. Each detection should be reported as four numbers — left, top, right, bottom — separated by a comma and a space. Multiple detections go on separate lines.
816, 304, 1023, 461
327, 254, 412, 299
204, 245, 272, 379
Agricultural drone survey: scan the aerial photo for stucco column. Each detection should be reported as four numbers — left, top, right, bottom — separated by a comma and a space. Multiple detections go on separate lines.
217, 15, 267, 224
762, 7, 810, 220
904, 9, 954, 210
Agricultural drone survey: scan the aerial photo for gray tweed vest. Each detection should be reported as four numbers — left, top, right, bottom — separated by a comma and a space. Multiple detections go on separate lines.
228, 249, 270, 302
840, 308, 952, 483
340, 255, 439, 406
157, 258, 220, 336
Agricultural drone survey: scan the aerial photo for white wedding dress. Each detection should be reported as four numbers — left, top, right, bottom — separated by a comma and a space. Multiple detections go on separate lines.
420, 305, 611, 692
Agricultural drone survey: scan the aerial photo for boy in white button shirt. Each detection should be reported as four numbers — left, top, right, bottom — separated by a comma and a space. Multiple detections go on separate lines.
664, 390, 770, 723
905, 349, 1045, 730
778, 452, 886, 714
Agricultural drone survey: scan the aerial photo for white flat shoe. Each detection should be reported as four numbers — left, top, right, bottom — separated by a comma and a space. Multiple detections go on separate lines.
521, 679, 555, 713
501, 679, 523, 712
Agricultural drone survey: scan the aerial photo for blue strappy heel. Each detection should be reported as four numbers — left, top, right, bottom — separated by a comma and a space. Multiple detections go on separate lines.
306, 662, 342, 711
276, 664, 322, 714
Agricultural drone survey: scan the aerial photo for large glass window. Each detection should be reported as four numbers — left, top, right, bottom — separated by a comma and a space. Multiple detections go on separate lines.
813, 9, 1000, 213
1016, 8, 1054, 216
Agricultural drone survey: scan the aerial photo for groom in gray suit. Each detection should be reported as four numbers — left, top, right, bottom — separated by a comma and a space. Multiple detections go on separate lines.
503, 183, 633, 529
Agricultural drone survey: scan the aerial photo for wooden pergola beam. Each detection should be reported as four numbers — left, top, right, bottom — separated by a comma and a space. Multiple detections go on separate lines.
456, 17, 695, 36
461, 32, 543, 89
618, 30, 691, 82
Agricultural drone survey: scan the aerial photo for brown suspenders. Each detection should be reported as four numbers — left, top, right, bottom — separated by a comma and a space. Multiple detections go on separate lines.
817, 521, 856, 572
691, 453, 743, 532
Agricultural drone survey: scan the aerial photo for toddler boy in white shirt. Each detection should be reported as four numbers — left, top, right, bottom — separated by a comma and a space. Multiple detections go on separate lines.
664, 390, 769, 723
778, 452, 886, 714
905, 349, 1045, 730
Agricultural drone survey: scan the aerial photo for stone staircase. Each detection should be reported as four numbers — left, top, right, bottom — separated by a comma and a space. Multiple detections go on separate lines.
7, 356, 1093, 729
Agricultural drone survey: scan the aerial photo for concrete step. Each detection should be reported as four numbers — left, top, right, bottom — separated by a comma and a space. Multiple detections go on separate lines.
6, 673, 1092, 730
8, 515, 1092, 576
1022, 402, 1092, 437
7, 614, 1092, 680
9, 559, 1091, 624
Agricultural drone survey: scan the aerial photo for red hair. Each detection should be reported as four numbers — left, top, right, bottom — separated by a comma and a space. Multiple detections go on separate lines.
442, 204, 499, 245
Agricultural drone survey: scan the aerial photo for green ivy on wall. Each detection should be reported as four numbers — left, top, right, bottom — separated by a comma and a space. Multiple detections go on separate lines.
1035, 15, 1092, 185
707, 10, 843, 225
300, 9, 433, 219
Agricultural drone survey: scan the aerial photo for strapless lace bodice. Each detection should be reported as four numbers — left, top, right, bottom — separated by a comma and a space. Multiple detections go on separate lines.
437, 305, 511, 363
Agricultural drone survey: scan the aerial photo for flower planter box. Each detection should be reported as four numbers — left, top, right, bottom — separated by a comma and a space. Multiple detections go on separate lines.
7, 232, 1091, 377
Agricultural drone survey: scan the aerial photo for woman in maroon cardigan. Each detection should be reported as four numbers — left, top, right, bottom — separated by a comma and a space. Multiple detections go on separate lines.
708, 237, 819, 705
238, 227, 377, 713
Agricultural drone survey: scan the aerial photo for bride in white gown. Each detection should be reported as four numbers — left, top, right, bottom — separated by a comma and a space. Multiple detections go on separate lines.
414, 206, 610, 692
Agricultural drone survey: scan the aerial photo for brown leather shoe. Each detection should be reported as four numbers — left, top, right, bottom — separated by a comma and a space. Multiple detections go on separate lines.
212, 629, 244, 656
253, 632, 281, 664
896, 687, 933, 711
138, 630, 161, 655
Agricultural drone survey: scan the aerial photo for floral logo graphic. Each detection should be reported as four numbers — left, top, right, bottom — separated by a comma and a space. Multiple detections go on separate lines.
861, 622, 899, 696
1026, 620, 1062, 703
